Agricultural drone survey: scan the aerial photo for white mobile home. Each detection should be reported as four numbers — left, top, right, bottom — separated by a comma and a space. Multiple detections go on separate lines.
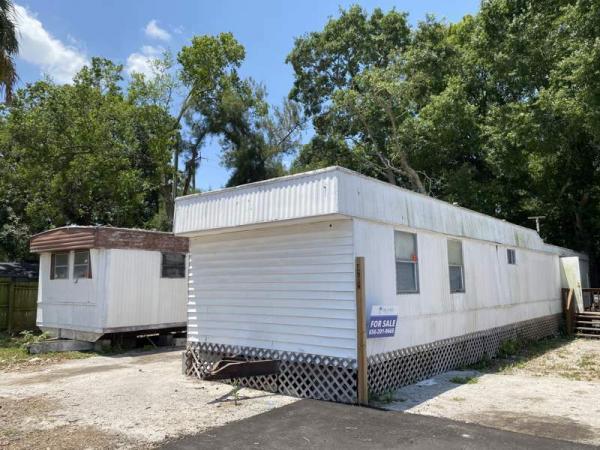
175, 167, 586, 403
30, 226, 189, 342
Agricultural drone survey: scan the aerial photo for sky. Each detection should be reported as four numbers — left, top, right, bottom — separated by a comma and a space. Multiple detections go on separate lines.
14, 0, 480, 191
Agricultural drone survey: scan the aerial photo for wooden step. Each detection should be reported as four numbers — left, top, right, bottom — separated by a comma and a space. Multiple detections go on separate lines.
576, 333, 600, 339
575, 326, 600, 332
575, 320, 600, 325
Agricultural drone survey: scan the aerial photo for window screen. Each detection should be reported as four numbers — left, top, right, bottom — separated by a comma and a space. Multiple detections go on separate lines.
51, 253, 69, 280
447, 240, 464, 292
73, 250, 92, 279
507, 249, 516, 265
161, 253, 186, 278
395, 231, 418, 293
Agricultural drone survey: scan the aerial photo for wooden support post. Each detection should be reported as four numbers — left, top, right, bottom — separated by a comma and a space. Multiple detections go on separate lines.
7, 281, 15, 334
355, 257, 368, 405
564, 288, 574, 336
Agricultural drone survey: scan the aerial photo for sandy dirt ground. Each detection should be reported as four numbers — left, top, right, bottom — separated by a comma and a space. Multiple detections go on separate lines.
0, 349, 296, 449
378, 338, 600, 447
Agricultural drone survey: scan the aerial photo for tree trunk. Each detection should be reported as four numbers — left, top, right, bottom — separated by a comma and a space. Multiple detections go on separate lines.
398, 152, 427, 194
168, 146, 179, 227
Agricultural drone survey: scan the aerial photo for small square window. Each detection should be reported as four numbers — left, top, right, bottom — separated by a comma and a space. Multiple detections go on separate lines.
161, 253, 186, 278
507, 249, 516, 265
51, 253, 69, 280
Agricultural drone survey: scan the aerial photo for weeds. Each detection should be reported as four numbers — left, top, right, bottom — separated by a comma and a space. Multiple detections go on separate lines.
0, 331, 92, 371
18, 330, 51, 348
578, 353, 597, 369
464, 353, 491, 370
450, 375, 478, 384
498, 338, 523, 358
371, 390, 397, 403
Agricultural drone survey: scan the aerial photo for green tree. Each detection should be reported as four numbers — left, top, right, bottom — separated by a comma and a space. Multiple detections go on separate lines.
126, 34, 248, 221
219, 85, 304, 187
0, 0, 18, 103
0, 58, 173, 259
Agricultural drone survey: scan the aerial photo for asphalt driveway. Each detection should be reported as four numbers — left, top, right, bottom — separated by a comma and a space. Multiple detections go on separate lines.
163, 399, 594, 450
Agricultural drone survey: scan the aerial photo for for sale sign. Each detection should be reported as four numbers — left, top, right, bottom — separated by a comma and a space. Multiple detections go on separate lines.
367, 305, 398, 338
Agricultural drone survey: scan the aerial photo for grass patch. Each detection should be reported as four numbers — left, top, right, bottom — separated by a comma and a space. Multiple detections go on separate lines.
463, 335, 576, 375
578, 353, 598, 369
0, 331, 94, 371
370, 390, 397, 403
449, 375, 478, 384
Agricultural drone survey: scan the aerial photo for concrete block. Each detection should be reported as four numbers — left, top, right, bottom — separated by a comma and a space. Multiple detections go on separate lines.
93, 339, 112, 352
158, 334, 174, 346
29, 339, 94, 354
173, 337, 187, 347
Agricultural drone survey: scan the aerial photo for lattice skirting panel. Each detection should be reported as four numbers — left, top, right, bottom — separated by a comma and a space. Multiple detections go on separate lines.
183, 314, 561, 403
183, 342, 358, 403
368, 314, 561, 396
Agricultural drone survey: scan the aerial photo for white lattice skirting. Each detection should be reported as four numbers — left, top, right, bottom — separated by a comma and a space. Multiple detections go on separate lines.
184, 314, 561, 403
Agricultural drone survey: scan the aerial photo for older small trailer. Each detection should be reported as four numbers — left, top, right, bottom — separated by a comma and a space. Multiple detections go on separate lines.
30, 226, 189, 342
174, 167, 587, 403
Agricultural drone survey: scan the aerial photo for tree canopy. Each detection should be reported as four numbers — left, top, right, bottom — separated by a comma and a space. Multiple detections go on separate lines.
288, 1, 600, 278
1, 0, 599, 279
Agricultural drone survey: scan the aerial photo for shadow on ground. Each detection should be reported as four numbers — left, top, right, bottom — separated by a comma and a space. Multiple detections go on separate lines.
162, 399, 594, 450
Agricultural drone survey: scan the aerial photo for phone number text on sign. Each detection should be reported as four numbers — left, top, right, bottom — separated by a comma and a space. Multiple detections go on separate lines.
367, 305, 399, 339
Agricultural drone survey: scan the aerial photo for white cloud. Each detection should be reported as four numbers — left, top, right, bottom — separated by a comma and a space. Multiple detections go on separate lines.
14, 4, 88, 84
125, 45, 163, 78
144, 19, 171, 41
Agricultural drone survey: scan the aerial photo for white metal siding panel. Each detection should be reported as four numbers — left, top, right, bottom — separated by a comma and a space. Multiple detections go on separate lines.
187, 220, 356, 359
174, 167, 557, 253
175, 171, 339, 234
105, 249, 187, 328
36, 249, 106, 332
338, 170, 545, 251
353, 219, 561, 357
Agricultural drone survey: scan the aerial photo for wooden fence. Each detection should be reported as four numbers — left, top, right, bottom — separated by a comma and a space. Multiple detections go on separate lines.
0, 278, 38, 333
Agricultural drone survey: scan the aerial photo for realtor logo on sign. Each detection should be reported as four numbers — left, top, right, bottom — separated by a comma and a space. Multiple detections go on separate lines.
367, 305, 399, 338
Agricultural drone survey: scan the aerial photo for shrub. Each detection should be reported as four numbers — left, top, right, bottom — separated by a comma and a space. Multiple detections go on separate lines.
498, 339, 522, 358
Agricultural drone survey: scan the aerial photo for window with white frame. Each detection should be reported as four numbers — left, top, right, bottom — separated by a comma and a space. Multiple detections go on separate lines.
447, 239, 465, 293
73, 250, 92, 279
395, 231, 419, 293
507, 248, 516, 265
161, 253, 186, 278
51, 253, 69, 280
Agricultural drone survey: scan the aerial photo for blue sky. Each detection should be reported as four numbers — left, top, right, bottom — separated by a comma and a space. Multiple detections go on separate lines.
14, 0, 479, 190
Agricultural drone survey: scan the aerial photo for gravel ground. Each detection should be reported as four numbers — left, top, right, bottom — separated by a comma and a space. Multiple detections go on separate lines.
377, 338, 600, 447
0, 349, 296, 449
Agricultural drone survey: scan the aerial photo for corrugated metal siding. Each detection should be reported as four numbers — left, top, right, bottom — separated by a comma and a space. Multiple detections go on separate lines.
36, 250, 106, 332
187, 220, 356, 359
338, 170, 545, 251
175, 171, 339, 235
353, 219, 561, 356
30, 228, 96, 253
31, 226, 188, 253
37, 248, 187, 332
174, 167, 558, 253
105, 249, 187, 328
